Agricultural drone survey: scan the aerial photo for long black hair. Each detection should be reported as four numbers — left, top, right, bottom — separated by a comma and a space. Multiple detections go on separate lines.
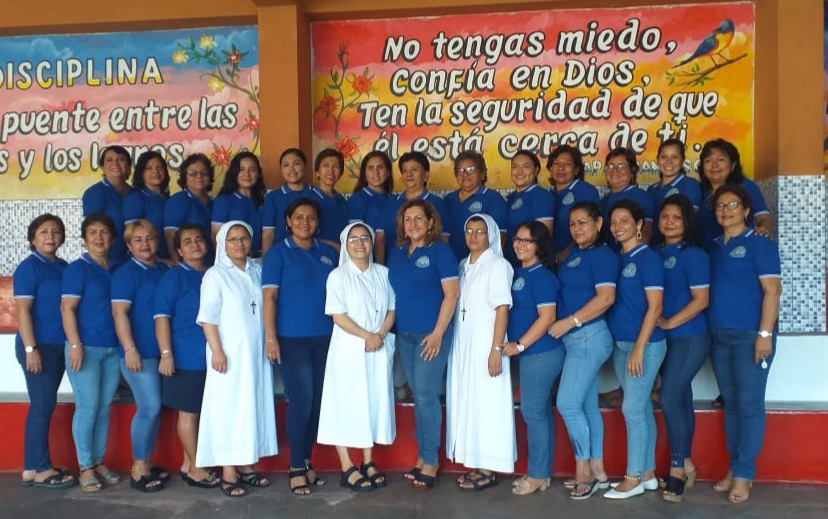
515, 220, 555, 270
657, 193, 703, 248
131, 150, 170, 197
219, 151, 266, 207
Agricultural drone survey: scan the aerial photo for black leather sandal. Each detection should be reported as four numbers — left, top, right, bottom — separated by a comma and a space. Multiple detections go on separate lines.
340, 466, 374, 492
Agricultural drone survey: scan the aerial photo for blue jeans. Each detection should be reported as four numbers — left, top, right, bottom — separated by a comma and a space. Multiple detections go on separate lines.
277, 335, 329, 468
16, 341, 65, 472
556, 320, 613, 461
64, 344, 120, 468
120, 358, 162, 461
613, 339, 667, 476
710, 328, 774, 481
396, 324, 453, 466
519, 347, 565, 479
659, 332, 710, 467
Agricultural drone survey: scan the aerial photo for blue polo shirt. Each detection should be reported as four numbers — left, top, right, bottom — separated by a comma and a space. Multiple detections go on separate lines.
212, 192, 263, 252
311, 187, 348, 243
164, 189, 214, 265
262, 238, 337, 337
111, 258, 168, 359
347, 187, 391, 223
373, 191, 450, 260
608, 244, 665, 343
124, 189, 169, 259
505, 184, 555, 266
61, 253, 118, 347
82, 179, 131, 264
153, 262, 206, 370
387, 241, 458, 334
13, 252, 67, 345
508, 263, 561, 355
557, 244, 618, 328
709, 229, 781, 330
648, 174, 702, 209
659, 242, 709, 338
552, 180, 600, 253
697, 179, 770, 252
262, 184, 314, 242
444, 186, 508, 259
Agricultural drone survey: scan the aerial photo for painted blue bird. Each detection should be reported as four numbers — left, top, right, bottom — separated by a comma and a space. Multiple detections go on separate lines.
671, 19, 735, 69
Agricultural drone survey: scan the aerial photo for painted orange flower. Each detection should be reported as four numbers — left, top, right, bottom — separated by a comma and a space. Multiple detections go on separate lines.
352, 74, 372, 95
211, 145, 232, 167
334, 137, 359, 161
319, 94, 337, 115
227, 49, 241, 65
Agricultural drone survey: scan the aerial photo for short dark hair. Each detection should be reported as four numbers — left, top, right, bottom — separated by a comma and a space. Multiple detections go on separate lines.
605, 147, 639, 186
219, 151, 266, 207
698, 138, 745, 192
568, 200, 603, 246
280, 148, 307, 166
131, 150, 170, 197
454, 150, 488, 183
173, 223, 205, 251
511, 150, 541, 172
547, 144, 585, 180
284, 197, 322, 225
27, 213, 66, 251
177, 153, 215, 191
314, 149, 345, 172
99, 145, 131, 178
398, 151, 430, 173
81, 213, 117, 240
609, 198, 645, 227
514, 220, 555, 270
355, 151, 393, 193
711, 183, 753, 214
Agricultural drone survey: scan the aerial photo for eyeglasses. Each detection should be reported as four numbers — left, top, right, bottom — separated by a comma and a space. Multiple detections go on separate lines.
226, 236, 251, 244
465, 228, 488, 235
347, 235, 372, 244
187, 170, 209, 177
604, 163, 630, 173
512, 237, 536, 245
714, 200, 742, 211
455, 166, 478, 176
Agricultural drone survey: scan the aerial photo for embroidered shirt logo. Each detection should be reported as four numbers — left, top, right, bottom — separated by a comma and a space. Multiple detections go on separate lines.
664, 256, 677, 269
320, 256, 333, 266
511, 198, 523, 210
730, 246, 747, 258
415, 255, 430, 268
468, 201, 483, 212
512, 277, 525, 291
566, 257, 581, 268
562, 192, 575, 205
623, 263, 637, 277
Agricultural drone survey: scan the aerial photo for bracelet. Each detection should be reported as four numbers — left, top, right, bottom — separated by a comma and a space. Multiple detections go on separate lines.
70, 343, 82, 349
266, 337, 278, 343
123, 346, 135, 353
161, 349, 172, 356
491, 344, 503, 352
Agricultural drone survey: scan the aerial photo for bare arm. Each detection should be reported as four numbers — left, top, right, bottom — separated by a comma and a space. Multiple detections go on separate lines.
155, 316, 175, 376
60, 297, 83, 371
755, 277, 782, 363
420, 278, 459, 361
203, 323, 227, 373
164, 229, 177, 264
487, 305, 509, 376
549, 285, 615, 338
263, 286, 281, 364
113, 301, 141, 372
262, 229, 275, 256
628, 289, 663, 377
503, 305, 555, 356
642, 220, 654, 244
658, 287, 708, 331
373, 232, 386, 265
754, 214, 774, 239
14, 299, 41, 373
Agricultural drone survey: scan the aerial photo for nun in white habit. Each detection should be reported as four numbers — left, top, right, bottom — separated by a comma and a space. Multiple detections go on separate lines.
317, 221, 396, 491
196, 221, 278, 497
446, 213, 516, 491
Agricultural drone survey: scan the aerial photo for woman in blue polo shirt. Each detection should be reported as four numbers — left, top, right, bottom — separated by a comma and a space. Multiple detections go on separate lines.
603, 199, 666, 500
124, 151, 171, 262
444, 151, 508, 260
155, 224, 217, 489
212, 151, 266, 257
347, 151, 393, 224
61, 213, 121, 492
654, 194, 709, 503
549, 201, 616, 500
708, 185, 781, 505
504, 150, 554, 267
262, 197, 338, 495
600, 147, 655, 250
696, 139, 773, 251
14, 214, 75, 489
83, 145, 132, 264
371, 152, 450, 264
111, 220, 169, 492
548, 145, 600, 262
164, 153, 214, 265
310, 149, 348, 250
262, 148, 314, 255
502, 221, 562, 496
648, 139, 702, 209
387, 199, 458, 490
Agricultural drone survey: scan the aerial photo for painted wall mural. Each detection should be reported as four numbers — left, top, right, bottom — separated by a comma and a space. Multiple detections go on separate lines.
311, 2, 755, 190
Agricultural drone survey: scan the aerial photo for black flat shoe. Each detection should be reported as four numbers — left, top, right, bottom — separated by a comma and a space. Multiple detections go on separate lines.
130, 474, 164, 493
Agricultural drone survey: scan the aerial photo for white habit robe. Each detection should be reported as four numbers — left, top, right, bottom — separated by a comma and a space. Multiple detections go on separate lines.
196, 221, 278, 467
318, 222, 396, 448
446, 214, 516, 473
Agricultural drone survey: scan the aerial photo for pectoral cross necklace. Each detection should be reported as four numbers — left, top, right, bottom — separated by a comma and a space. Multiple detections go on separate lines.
251, 300, 257, 315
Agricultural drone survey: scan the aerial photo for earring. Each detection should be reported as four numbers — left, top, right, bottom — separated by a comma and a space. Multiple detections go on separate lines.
636, 227, 642, 240
286, 225, 292, 235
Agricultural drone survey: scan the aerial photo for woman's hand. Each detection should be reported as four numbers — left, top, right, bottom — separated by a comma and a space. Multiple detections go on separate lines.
488, 348, 503, 377
655, 316, 673, 330
266, 339, 281, 364
211, 349, 228, 373
502, 341, 520, 357
365, 333, 383, 352
753, 224, 771, 238
158, 355, 175, 377
627, 346, 645, 377
755, 336, 772, 365
124, 349, 142, 372
25, 350, 43, 374
69, 345, 84, 372
420, 331, 443, 361
549, 318, 574, 340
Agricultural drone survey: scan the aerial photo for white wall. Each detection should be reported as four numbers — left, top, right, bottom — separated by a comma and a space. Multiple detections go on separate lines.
1, 333, 825, 404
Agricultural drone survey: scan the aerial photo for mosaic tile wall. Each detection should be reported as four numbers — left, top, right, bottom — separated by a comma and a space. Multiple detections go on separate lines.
0, 175, 825, 332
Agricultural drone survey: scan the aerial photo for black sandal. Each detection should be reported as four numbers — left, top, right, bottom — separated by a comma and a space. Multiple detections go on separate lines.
305, 463, 326, 486
288, 468, 310, 496
662, 476, 686, 503
220, 479, 246, 497
404, 467, 421, 483
458, 470, 498, 492
149, 466, 170, 483
360, 462, 387, 488
340, 466, 374, 492
413, 472, 437, 491
32, 470, 76, 489
238, 470, 271, 487
185, 472, 220, 489
130, 474, 164, 493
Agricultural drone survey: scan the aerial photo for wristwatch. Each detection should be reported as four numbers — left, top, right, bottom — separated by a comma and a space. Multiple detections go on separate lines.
516, 342, 525, 353
572, 315, 583, 328
24, 345, 37, 354
757, 330, 772, 338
